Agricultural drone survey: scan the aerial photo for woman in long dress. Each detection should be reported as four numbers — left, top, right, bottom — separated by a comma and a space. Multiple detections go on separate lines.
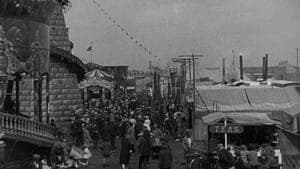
120, 133, 134, 169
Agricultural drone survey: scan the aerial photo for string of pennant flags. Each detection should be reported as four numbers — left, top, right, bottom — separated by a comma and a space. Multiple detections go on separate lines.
90, 0, 161, 61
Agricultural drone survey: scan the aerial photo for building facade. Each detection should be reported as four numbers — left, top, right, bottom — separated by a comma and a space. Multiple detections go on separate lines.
13, 8, 85, 123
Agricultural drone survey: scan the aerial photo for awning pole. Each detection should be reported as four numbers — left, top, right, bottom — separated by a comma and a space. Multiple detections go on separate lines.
225, 118, 228, 149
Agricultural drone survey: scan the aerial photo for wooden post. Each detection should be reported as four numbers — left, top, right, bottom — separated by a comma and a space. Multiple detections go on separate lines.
239, 55, 243, 80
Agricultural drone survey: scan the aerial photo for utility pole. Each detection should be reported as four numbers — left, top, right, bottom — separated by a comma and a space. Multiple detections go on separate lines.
90, 41, 93, 63
172, 58, 186, 108
173, 54, 204, 129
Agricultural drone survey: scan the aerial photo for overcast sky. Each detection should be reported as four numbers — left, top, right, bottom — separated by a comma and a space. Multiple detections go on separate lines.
65, 0, 300, 72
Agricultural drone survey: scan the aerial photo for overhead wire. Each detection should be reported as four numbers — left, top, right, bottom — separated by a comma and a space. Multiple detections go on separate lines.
90, 0, 161, 62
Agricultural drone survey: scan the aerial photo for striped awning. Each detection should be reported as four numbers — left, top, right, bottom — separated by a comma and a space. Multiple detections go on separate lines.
85, 69, 113, 79
202, 112, 281, 126
79, 77, 113, 89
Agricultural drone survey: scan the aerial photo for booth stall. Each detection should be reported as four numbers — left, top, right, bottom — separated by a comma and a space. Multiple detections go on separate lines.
203, 112, 281, 150
79, 69, 114, 107
203, 112, 282, 168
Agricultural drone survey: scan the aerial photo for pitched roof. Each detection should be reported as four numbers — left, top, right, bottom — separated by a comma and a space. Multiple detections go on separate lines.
50, 45, 85, 80
196, 86, 300, 115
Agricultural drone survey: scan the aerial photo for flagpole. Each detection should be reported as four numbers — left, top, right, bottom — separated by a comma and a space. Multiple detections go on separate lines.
90, 41, 93, 63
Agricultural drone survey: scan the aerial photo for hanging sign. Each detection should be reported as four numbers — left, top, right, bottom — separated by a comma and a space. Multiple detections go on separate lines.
209, 125, 244, 134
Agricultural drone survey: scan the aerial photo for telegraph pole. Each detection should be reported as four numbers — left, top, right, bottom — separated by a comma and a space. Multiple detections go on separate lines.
173, 54, 204, 129
90, 41, 93, 63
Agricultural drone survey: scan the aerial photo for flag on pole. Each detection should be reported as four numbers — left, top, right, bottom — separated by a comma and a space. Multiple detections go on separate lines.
87, 46, 92, 51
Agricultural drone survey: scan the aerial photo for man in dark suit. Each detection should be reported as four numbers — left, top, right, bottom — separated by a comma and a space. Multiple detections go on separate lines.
217, 144, 235, 169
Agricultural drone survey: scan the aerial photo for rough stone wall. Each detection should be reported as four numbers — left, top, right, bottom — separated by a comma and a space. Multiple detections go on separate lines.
14, 77, 35, 119
49, 8, 73, 52
14, 56, 83, 122
12, 8, 83, 123
48, 56, 82, 122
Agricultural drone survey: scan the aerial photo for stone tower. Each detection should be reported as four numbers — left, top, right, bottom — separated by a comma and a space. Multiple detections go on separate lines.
49, 8, 73, 52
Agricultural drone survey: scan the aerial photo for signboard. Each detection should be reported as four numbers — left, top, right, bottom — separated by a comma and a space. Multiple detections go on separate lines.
209, 125, 244, 134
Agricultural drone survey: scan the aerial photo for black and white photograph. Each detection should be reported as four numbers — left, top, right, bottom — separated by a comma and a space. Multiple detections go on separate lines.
0, 0, 300, 168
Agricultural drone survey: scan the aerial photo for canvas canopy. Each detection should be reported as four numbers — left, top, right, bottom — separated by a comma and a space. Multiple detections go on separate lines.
202, 112, 281, 126
79, 77, 112, 89
85, 69, 113, 79
79, 69, 113, 89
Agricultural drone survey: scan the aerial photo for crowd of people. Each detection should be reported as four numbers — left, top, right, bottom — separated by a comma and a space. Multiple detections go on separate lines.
24, 90, 283, 169
210, 143, 281, 169
26, 91, 188, 169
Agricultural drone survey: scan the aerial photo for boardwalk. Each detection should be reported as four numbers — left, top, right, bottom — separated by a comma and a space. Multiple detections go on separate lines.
86, 138, 185, 169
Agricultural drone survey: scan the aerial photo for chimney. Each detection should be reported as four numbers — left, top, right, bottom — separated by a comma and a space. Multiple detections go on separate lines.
265, 53, 268, 80
262, 56, 266, 81
239, 55, 243, 80
222, 58, 225, 84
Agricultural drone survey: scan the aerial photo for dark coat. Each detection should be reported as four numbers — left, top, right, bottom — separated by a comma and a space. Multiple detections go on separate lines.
101, 141, 111, 155
108, 122, 119, 137
218, 149, 234, 169
159, 145, 172, 169
235, 156, 246, 169
137, 131, 152, 156
101, 124, 111, 140
119, 137, 133, 165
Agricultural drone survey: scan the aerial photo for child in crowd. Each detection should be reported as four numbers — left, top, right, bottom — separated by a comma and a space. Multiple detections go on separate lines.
159, 137, 173, 169
101, 136, 112, 168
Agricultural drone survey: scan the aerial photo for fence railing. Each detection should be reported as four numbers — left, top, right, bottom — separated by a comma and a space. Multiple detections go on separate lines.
0, 112, 56, 146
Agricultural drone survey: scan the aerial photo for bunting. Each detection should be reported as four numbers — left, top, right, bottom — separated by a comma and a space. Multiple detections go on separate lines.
91, 0, 161, 61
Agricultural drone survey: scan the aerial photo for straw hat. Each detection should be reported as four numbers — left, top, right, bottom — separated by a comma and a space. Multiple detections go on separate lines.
33, 154, 40, 159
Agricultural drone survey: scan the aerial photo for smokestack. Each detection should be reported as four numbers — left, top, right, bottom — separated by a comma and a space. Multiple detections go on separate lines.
262, 56, 266, 81
265, 53, 268, 81
222, 58, 225, 84
239, 55, 243, 80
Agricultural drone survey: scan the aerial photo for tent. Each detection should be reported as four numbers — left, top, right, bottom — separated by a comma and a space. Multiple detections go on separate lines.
203, 112, 300, 169
79, 69, 113, 89
79, 77, 112, 89
202, 112, 281, 126
85, 69, 113, 80
202, 112, 281, 151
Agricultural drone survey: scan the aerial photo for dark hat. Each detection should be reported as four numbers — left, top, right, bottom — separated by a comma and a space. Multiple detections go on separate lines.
33, 154, 40, 159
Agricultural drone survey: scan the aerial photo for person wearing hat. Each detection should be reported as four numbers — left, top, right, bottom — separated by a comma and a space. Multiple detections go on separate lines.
137, 129, 152, 169
101, 135, 111, 168
158, 137, 172, 169
151, 123, 163, 159
182, 130, 194, 164
29, 154, 41, 169
217, 143, 235, 169
119, 133, 135, 169
189, 151, 203, 169
144, 116, 151, 131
